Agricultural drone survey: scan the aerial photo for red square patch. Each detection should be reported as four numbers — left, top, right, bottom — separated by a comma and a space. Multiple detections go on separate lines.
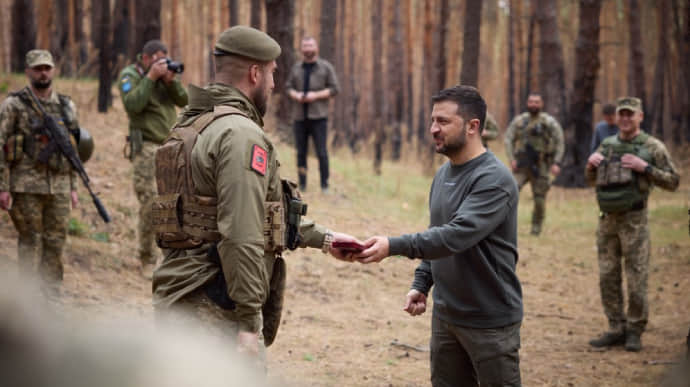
250, 144, 267, 176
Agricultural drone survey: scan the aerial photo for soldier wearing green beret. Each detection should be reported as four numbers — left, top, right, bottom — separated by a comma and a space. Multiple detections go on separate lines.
586, 97, 679, 352
504, 93, 564, 236
118, 40, 188, 277
0, 49, 81, 296
151, 26, 360, 361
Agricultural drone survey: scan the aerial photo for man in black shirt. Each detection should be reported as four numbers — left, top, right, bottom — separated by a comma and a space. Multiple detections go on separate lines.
358, 85, 523, 387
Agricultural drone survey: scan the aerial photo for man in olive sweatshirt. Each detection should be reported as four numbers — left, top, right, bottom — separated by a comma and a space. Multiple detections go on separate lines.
118, 40, 188, 276
358, 85, 523, 387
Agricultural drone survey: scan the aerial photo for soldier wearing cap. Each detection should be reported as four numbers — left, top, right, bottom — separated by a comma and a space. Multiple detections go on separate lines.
504, 93, 564, 236
118, 40, 188, 278
586, 96, 679, 352
0, 49, 81, 296
151, 26, 360, 360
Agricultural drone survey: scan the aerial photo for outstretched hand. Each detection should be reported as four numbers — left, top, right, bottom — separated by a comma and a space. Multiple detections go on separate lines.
329, 232, 365, 262
355, 236, 390, 264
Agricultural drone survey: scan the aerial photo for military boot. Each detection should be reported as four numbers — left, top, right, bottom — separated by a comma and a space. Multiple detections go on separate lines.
589, 330, 626, 348
625, 332, 642, 352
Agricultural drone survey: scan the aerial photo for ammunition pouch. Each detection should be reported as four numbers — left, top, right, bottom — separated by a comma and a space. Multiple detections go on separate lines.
3, 134, 24, 162
282, 179, 307, 250
264, 201, 285, 252
152, 193, 221, 249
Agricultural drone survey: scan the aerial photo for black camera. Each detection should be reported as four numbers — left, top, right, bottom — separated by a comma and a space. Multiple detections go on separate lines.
166, 58, 184, 74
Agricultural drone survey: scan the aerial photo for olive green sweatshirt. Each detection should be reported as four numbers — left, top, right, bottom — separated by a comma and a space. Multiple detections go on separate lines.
118, 62, 188, 144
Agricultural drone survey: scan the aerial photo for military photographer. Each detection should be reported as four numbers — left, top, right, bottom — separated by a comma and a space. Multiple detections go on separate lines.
118, 40, 188, 278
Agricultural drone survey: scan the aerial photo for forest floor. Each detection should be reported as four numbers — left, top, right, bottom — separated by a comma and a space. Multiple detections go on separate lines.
1, 76, 689, 386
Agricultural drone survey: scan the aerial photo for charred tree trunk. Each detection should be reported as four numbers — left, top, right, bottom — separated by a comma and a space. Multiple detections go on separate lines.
229, 0, 238, 25
372, 0, 385, 174
319, 0, 337, 63
251, 0, 262, 29
331, 0, 346, 148
266, 0, 295, 134
389, 0, 404, 160
627, 0, 647, 129
437, 0, 449, 88
74, 0, 87, 69
536, 0, 567, 125
51, 0, 70, 75
98, 0, 113, 113
113, 0, 132, 63
417, 0, 434, 152
132, 1, 161, 57
556, 0, 602, 188
524, 3, 536, 107
460, 0, 483, 86
405, 0, 415, 142
649, 0, 669, 140
507, 0, 516, 119
11, 0, 37, 72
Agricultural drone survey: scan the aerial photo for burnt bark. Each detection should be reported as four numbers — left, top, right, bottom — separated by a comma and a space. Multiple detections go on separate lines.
73, 0, 87, 69
507, 0, 516, 119
437, 0, 449, 88
536, 0, 567, 125
319, 0, 337, 63
112, 0, 132, 62
389, 0, 404, 160
556, 0, 602, 188
229, 0, 238, 25
52, 0, 71, 75
266, 0, 295, 134
251, 0, 262, 29
524, 2, 536, 107
98, 0, 113, 112
460, 0, 483, 86
372, 0, 385, 174
648, 0, 669, 140
627, 0, 647, 129
132, 0, 162, 57
11, 0, 37, 72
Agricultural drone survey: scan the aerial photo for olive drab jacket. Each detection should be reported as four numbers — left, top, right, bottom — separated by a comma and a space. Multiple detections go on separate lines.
0, 88, 78, 194
152, 83, 328, 333
504, 111, 564, 174
118, 59, 188, 144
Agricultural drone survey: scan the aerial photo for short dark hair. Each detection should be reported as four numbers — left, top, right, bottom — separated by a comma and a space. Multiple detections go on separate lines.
602, 103, 616, 115
142, 40, 168, 56
528, 92, 542, 99
431, 85, 487, 131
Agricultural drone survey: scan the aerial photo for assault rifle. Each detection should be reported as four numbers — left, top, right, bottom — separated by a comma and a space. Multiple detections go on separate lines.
26, 88, 111, 223
516, 142, 541, 178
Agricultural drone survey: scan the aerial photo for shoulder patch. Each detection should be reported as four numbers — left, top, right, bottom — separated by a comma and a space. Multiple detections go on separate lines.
250, 144, 268, 176
121, 77, 132, 93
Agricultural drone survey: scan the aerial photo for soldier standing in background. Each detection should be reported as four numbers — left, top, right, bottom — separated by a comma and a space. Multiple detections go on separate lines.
0, 50, 80, 297
504, 93, 564, 236
152, 26, 359, 363
586, 97, 679, 352
590, 103, 619, 154
118, 40, 188, 277
286, 37, 339, 193
481, 112, 499, 147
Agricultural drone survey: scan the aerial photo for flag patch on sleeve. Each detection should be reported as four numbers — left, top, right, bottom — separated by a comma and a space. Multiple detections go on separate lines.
121, 76, 132, 92
250, 144, 267, 176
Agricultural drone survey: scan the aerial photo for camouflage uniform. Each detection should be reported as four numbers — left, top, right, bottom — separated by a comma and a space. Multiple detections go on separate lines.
586, 130, 679, 339
0, 82, 78, 289
118, 58, 188, 264
504, 111, 564, 234
481, 112, 499, 147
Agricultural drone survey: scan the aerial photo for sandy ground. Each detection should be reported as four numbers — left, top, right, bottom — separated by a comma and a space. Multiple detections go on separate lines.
0, 76, 689, 386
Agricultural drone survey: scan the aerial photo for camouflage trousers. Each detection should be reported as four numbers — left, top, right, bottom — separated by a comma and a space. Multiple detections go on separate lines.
8, 192, 70, 288
514, 168, 551, 231
596, 209, 650, 335
155, 288, 267, 368
132, 141, 158, 264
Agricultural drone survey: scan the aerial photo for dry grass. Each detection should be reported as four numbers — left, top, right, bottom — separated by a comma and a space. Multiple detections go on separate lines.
1, 74, 688, 386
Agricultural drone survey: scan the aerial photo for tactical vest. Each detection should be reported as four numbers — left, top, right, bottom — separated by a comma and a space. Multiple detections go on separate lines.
595, 132, 652, 213
518, 114, 554, 155
151, 105, 302, 251
4, 88, 78, 172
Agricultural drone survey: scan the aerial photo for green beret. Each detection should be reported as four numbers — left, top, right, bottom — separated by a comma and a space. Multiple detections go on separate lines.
214, 26, 281, 62
616, 96, 643, 113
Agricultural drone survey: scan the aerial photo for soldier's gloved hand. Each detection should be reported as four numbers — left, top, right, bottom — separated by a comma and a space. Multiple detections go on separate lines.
0, 191, 12, 211
147, 58, 169, 81
403, 289, 427, 316
587, 152, 604, 170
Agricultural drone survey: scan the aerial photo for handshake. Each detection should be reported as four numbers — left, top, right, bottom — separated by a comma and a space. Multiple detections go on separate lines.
326, 233, 391, 264
327, 232, 427, 316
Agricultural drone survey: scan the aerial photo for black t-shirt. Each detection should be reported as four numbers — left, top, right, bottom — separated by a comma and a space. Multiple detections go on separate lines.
301, 62, 316, 120
389, 151, 523, 328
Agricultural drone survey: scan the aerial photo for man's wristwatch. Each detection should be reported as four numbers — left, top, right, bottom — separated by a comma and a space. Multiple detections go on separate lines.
644, 164, 653, 175
322, 232, 334, 254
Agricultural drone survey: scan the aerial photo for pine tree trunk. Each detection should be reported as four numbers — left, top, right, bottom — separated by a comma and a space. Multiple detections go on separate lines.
627, 0, 647, 129
389, 0, 403, 160
251, 0, 262, 29
460, 0, 483, 86
52, 0, 70, 75
229, 0, 238, 25
113, 0, 132, 63
536, 0, 567, 125
11, 0, 37, 72
98, 0, 113, 112
556, 0, 601, 188
524, 2, 536, 107
73, 0, 87, 69
319, 0, 337, 63
266, 0, 295, 134
649, 0, 668, 140
507, 0, 516, 119
372, 0, 384, 174
132, 1, 161, 57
